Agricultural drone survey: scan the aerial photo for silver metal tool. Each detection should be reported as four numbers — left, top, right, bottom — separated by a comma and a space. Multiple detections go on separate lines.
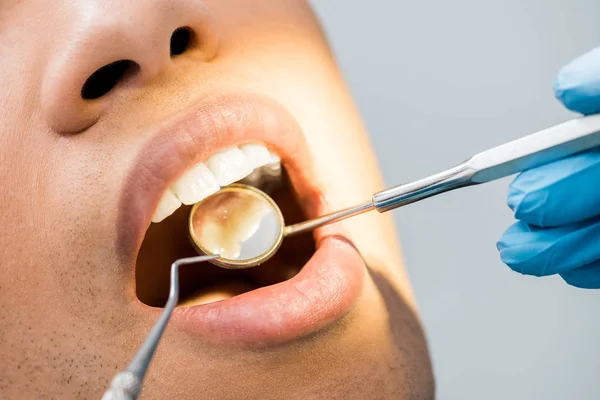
102, 254, 218, 400
188, 114, 600, 269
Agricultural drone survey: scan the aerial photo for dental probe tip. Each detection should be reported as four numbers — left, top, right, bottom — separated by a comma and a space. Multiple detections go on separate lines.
103, 254, 219, 400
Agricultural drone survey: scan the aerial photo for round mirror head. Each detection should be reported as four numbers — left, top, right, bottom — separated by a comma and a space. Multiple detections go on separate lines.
188, 184, 285, 269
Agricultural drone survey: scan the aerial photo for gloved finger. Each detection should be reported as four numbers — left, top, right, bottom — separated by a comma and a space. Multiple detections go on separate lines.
508, 149, 600, 227
497, 215, 600, 277
560, 260, 600, 289
554, 46, 600, 115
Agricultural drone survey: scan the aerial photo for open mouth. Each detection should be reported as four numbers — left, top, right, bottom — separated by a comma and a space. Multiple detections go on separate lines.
136, 144, 315, 308
119, 94, 365, 346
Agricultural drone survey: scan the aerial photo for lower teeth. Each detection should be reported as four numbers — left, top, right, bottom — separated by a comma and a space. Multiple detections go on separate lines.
179, 282, 257, 306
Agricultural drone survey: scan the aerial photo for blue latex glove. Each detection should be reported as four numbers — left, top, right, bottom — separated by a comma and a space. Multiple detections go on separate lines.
497, 47, 600, 288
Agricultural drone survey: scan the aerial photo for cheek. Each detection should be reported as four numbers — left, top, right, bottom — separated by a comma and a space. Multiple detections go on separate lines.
0, 132, 134, 312
45, 140, 127, 263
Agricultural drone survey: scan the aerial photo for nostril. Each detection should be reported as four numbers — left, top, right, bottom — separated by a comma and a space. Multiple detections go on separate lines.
170, 27, 193, 57
81, 60, 138, 100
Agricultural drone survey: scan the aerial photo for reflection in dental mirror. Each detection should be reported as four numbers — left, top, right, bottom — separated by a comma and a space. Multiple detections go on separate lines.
189, 184, 284, 269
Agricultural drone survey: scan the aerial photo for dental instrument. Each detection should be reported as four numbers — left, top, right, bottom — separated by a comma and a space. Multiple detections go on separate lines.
189, 114, 600, 269
102, 254, 218, 400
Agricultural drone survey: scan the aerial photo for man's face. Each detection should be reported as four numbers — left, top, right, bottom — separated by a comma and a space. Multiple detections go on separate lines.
0, 0, 433, 398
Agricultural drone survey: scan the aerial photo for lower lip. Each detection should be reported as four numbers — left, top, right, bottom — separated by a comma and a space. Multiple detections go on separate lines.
168, 235, 365, 346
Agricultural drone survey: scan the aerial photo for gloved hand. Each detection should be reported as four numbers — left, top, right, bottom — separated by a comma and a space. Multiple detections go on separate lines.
497, 47, 600, 288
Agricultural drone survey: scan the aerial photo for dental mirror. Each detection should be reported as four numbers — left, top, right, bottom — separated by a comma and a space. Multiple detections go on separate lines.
189, 184, 286, 269
106, 115, 600, 400
188, 115, 600, 269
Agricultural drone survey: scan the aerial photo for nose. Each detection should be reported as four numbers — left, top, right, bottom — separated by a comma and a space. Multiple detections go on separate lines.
41, 0, 219, 133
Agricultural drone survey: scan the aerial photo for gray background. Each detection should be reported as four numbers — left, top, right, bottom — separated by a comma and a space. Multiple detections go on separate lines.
312, 1, 600, 399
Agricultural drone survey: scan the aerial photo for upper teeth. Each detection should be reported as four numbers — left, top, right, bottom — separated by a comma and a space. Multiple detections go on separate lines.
152, 143, 281, 223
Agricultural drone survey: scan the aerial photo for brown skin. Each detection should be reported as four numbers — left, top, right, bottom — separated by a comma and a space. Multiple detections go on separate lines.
0, 0, 434, 398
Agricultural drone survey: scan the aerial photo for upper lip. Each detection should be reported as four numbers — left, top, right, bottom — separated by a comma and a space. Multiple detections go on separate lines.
118, 93, 366, 346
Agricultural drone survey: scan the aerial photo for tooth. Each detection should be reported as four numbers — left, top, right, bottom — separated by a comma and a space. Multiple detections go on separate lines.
171, 162, 220, 205
152, 190, 182, 223
239, 143, 271, 169
267, 150, 281, 168
261, 150, 281, 177
206, 147, 253, 186
268, 150, 280, 163
239, 167, 264, 187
